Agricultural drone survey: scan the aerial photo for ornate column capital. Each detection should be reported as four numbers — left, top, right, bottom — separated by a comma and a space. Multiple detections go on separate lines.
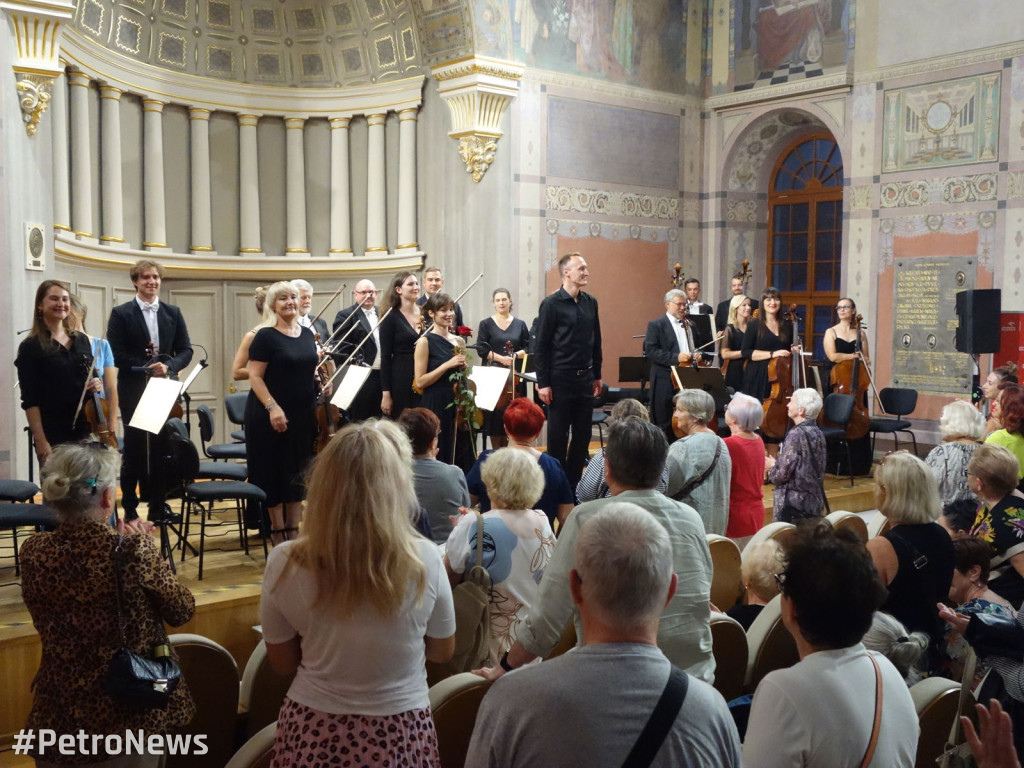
431, 56, 523, 182
1, 0, 74, 135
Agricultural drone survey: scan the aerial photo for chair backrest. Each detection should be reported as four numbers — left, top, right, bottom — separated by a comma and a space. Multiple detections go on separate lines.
910, 677, 966, 768
428, 673, 493, 768
824, 511, 869, 542
239, 640, 296, 739
706, 534, 744, 611
879, 388, 918, 418
823, 393, 855, 426
197, 404, 215, 447
168, 633, 241, 768
224, 721, 276, 768
166, 427, 201, 486
225, 393, 248, 426
745, 594, 799, 691
747, 522, 797, 551
710, 612, 748, 702
866, 511, 892, 539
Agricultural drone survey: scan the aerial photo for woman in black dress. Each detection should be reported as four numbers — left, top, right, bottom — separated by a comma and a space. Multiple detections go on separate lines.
16, 280, 97, 467
740, 287, 793, 402
477, 287, 531, 448
824, 296, 870, 379
245, 281, 319, 544
379, 271, 422, 419
720, 293, 752, 394
415, 293, 469, 467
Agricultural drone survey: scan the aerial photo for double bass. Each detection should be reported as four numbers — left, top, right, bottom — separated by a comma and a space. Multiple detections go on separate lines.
820, 314, 870, 439
761, 305, 805, 440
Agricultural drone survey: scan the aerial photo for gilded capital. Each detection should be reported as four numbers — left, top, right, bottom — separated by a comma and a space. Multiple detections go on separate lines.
458, 136, 499, 183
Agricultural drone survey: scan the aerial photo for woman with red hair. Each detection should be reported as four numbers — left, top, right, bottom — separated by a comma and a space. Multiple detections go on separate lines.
986, 384, 1024, 482
464, 398, 575, 528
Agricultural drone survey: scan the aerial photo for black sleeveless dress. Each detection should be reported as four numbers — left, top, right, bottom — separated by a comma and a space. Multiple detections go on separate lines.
421, 333, 466, 467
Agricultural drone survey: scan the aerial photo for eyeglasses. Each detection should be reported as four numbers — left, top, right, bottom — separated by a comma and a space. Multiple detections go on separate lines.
356, 290, 378, 296
836, 305, 854, 310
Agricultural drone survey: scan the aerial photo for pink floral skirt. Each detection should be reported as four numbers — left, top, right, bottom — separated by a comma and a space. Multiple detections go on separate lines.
272, 697, 441, 768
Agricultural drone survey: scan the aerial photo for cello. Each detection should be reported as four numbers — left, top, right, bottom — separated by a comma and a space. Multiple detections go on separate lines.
820, 313, 870, 439
761, 305, 804, 440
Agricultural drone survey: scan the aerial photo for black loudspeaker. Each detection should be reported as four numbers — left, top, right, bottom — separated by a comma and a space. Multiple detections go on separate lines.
955, 289, 1001, 354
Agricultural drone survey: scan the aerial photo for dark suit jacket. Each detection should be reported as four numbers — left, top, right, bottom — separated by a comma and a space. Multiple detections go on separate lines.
715, 297, 759, 337
333, 303, 378, 366
643, 315, 710, 429
107, 300, 193, 421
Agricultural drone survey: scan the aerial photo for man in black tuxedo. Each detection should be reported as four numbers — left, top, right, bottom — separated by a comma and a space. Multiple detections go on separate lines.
107, 260, 193, 522
417, 266, 464, 328
715, 273, 759, 335
332, 279, 382, 422
644, 289, 711, 440
294, 278, 329, 339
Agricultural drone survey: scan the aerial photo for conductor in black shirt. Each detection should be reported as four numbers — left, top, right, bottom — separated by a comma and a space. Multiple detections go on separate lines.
535, 252, 602, 487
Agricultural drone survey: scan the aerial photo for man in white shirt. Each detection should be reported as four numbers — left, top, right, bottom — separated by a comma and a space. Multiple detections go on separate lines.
684, 278, 713, 316
332, 280, 382, 421
293, 278, 329, 339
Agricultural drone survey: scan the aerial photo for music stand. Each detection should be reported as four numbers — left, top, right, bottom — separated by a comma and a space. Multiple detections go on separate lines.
675, 366, 730, 414
619, 356, 651, 400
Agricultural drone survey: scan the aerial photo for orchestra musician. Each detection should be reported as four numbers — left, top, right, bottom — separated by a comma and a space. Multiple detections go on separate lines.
245, 281, 319, 545
107, 260, 193, 523
414, 293, 470, 468
477, 287, 530, 449
332, 280, 383, 422
720, 294, 752, 394
683, 278, 713, 316
644, 289, 712, 441
68, 295, 120, 443
293, 278, 329, 339
16, 281, 98, 467
823, 297, 870, 373
740, 287, 794, 403
379, 271, 423, 419
231, 286, 269, 381
418, 266, 464, 327
715, 273, 759, 336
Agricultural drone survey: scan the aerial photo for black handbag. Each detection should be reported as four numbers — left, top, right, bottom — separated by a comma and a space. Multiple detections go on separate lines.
965, 611, 1024, 660
102, 536, 182, 708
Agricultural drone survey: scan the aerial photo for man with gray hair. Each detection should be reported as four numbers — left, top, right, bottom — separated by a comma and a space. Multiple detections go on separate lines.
292, 278, 329, 339
465, 502, 740, 768
479, 418, 715, 683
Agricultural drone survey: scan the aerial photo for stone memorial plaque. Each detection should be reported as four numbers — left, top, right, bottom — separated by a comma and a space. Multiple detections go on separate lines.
891, 258, 973, 395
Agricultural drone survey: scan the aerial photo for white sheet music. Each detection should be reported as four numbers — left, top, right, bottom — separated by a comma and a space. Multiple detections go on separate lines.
468, 366, 515, 411
331, 365, 372, 411
128, 377, 183, 434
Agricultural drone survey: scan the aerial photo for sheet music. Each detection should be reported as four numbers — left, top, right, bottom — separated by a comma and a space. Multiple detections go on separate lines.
129, 377, 183, 434
331, 365, 372, 411
468, 366, 515, 411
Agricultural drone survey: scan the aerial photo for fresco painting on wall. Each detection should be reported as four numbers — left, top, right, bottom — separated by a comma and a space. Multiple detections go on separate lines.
509, 0, 691, 94
733, 0, 850, 91
882, 73, 1001, 173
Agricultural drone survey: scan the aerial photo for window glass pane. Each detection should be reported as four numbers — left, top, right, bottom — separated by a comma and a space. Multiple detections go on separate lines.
792, 203, 809, 231
812, 305, 833, 362
817, 201, 836, 230
791, 263, 808, 291
773, 264, 788, 287
815, 232, 835, 261
797, 141, 815, 165
815, 140, 832, 163
775, 205, 791, 231
773, 235, 790, 259
791, 234, 809, 262
783, 152, 803, 177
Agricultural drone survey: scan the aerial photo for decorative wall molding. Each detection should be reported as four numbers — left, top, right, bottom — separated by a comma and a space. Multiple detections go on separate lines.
1009, 171, 1024, 200
854, 41, 1024, 87
545, 186, 679, 220
879, 174, 998, 208
544, 217, 677, 246
705, 72, 852, 111
725, 199, 759, 223
878, 211, 997, 273
1, 0, 75, 135
526, 66, 696, 111
849, 184, 874, 210
433, 55, 523, 182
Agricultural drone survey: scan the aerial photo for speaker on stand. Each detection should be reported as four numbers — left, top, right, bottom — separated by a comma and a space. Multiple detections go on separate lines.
955, 289, 1001, 355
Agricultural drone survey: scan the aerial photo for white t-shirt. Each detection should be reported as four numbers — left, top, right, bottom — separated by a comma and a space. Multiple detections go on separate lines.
261, 537, 455, 716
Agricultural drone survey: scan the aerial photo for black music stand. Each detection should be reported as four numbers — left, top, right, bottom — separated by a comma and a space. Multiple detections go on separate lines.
675, 366, 730, 414
619, 356, 651, 401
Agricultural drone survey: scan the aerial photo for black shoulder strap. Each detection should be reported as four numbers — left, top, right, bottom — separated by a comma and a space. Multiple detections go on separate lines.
674, 439, 723, 500
621, 666, 689, 768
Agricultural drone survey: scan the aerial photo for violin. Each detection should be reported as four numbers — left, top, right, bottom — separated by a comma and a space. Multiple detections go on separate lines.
313, 329, 342, 453
761, 305, 803, 440
84, 371, 118, 449
146, 341, 183, 419
820, 313, 870, 439
494, 341, 518, 411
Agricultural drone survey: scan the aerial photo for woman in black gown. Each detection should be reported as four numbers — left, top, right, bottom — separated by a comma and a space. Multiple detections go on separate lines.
415, 293, 470, 467
740, 287, 793, 402
379, 271, 422, 419
477, 287, 531, 448
720, 293, 752, 394
245, 281, 319, 544
824, 297, 870, 379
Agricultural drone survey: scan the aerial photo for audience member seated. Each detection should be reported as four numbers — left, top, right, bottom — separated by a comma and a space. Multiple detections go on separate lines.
445, 448, 555, 665
465, 503, 741, 768
465, 398, 574, 529
982, 367, 1018, 437
727, 540, 783, 630
987, 384, 1024, 483
666, 389, 732, 535
925, 399, 986, 507
21, 442, 195, 766
722, 393, 769, 538
399, 407, 470, 543
941, 497, 982, 538
576, 398, 668, 502
967, 443, 1024, 608
867, 451, 955, 674
743, 523, 919, 767
764, 388, 827, 523
862, 611, 928, 686
260, 420, 456, 766
481, 419, 715, 682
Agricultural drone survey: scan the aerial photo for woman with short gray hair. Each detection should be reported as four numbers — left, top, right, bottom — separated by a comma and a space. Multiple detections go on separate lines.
764, 387, 826, 522
665, 389, 732, 534
924, 399, 985, 507
576, 398, 668, 502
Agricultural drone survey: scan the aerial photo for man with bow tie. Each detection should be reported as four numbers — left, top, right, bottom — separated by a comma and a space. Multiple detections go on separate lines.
644, 289, 711, 441
107, 259, 193, 522
332, 279, 383, 421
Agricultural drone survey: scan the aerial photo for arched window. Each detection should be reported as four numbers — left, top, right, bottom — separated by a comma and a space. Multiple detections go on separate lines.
767, 134, 844, 362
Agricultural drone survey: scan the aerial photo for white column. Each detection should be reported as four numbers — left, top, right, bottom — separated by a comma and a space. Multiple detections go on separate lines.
397, 108, 418, 252
189, 107, 214, 253
284, 117, 308, 253
50, 68, 70, 232
67, 71, 94, 240
238, 114, 262, 254
142, 99, 169, 250
329, 116, 352, 254
365, 112, 387, 254
99, 85, 125, 244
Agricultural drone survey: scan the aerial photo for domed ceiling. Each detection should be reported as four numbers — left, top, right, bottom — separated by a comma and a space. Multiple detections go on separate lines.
69, 0, 474, 88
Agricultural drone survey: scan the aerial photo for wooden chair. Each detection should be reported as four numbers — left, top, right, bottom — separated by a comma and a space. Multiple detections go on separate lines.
168, 633, 241, 768
224, 721, 276, 768
238, 639, 295, 739
706, 534, 744, 611
428, 673, 493, 768
866, 511, 892, 539
824, 511, 868, 542
710, 612, 748, 702
910, 676, 972, 768
747, 522, 797, 551
744, 594, 799, 693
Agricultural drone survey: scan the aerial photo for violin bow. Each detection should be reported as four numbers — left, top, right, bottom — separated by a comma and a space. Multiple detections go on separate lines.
419, 272, 484, 337
854, 315, 886, 414
325, 306, 395, 388
71, 337, 99, 429
308, 282, 347, 330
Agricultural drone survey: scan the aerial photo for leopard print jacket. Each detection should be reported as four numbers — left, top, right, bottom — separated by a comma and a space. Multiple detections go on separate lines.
21, 520, 196, 763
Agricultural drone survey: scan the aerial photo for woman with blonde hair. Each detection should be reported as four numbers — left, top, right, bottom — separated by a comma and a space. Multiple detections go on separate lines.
262, 419, 456, 767
924, 399, 986, 506
720, 294, 752, 393
727, 539, 783, 630
867, 451, 955, 672
967, 443, 1024, 608
231, 285, 271, 380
